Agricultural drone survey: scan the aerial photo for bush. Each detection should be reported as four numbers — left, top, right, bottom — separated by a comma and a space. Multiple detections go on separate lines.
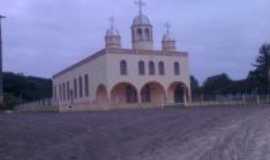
0, 94, 24, 111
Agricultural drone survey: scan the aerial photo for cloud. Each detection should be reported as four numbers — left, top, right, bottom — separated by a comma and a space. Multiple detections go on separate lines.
1, 0, 270, 82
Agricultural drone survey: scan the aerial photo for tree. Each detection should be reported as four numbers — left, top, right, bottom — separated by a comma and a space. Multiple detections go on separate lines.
190, 76, 201, 95
248, 43, 270, 94
202, 73, 232, 95
3, 72, 52, 102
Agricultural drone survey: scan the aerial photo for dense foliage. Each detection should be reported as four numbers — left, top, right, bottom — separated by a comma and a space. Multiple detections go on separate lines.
3, 72, 52, 105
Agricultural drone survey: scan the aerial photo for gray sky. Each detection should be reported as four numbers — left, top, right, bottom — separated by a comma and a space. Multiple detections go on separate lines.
1, 0, 270, 82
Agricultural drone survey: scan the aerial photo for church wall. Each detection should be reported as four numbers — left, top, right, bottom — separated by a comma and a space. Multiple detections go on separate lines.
106, 51, 191, 97
52, 54, 108, 111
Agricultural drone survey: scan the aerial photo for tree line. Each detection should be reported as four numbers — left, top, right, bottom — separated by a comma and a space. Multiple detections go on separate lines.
191, 43, 270, 96
2, 72, 52, 109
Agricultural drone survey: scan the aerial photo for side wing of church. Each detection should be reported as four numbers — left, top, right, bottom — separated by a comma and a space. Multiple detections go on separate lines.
52, 1, 192, 111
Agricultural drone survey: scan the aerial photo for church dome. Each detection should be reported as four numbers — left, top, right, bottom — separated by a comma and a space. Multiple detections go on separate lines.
162, 33, 175, 42
106, 28, 120, 37
132, 14, 151, 26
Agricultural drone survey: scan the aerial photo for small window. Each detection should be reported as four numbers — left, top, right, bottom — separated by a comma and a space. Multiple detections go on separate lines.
138, 61, 145, 75
158, 61, 165, 75
149, 61, 155, 75
66, 81, 70, 100
73, 78, 77, 99
84, 74, 89, 97
174, 62, 180, 75
59, 85, 62, 101
120, 60, 128, 75
79, 76, 83, 98
63, 83, 66, 101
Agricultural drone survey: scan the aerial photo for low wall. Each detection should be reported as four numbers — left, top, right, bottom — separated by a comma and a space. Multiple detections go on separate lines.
15, 102, 59, 112
15, 95, 270, 112
57, 103, 165, 112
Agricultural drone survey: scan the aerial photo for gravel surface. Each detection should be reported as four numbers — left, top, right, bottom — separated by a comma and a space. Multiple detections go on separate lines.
1, 105, 270, 160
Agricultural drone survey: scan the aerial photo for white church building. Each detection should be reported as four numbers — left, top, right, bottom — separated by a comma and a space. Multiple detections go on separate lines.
52, 1, 191, 111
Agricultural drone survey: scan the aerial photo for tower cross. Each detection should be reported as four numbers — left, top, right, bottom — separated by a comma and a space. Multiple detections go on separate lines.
109, 16, 115, 28
135, 0, 146, 15
165, 22, 171, 34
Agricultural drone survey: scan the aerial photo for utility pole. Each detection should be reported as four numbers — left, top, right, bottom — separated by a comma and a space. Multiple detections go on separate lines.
0, 15, 5, 104
267, 45, 270, 95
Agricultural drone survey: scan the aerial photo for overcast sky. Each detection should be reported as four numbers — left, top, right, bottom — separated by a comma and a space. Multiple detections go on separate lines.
1, 0, 270, 82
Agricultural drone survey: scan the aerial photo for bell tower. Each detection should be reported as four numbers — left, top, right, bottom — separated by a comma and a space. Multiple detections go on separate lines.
131, 0, 153, 50
162, 23, 176, 52
105, 17, 121, 49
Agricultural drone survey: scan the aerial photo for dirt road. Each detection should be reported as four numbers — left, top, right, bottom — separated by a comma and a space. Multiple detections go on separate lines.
0, 106, 270, 160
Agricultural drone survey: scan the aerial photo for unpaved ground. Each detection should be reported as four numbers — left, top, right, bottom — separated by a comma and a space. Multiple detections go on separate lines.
1, 105, 270, 160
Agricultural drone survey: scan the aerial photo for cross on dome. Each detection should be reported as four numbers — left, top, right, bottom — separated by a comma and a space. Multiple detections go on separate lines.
135, 0, 146, 15
165, 22, 171, 34
109, 16, 115, 29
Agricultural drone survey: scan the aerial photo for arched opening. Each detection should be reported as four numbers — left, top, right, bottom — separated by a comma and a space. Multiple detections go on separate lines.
141, 82, 166, 105
168, 82, 188, 104
137, 28, 143, 40
111, 82, 138, 105
145, 28, 150, 41
96, 84, 109, 106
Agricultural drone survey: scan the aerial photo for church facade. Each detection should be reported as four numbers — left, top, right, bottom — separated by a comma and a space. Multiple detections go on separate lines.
52, 1, 191, 111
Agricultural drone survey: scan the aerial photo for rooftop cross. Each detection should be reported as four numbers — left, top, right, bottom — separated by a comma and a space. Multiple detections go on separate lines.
135, 0, 146, 15
165, 22, 171, 34
109, 16, 115, 29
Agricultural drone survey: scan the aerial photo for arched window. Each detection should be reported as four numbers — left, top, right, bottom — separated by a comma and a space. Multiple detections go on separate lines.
84, 74, 89, 97
66, 81, 70, 100
174, 62, 180, 75
145, 28, 150, 41
59, 85, 62, 101
138, 61, 145, 75
63, 83, 66, 101
158, 61, 165, 75
120, 60, 127, 75
79, 76, 83, 97
149, 61, 155, 75
73, 78, 77, 99
137, 28, 143, 40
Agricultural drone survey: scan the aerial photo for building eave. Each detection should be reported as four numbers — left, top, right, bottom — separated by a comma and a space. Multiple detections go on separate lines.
52, 48, 189, 79
52, 49, 106, 79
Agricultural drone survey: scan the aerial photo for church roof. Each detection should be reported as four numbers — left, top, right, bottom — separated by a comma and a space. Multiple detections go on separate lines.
53, 48, 188, 78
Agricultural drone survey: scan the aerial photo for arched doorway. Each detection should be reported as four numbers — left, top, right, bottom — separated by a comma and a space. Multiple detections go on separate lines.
168, 82, 188, 104
111, 82, 138, 105
96, 84, 109, 106
140, 82, 166, 105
